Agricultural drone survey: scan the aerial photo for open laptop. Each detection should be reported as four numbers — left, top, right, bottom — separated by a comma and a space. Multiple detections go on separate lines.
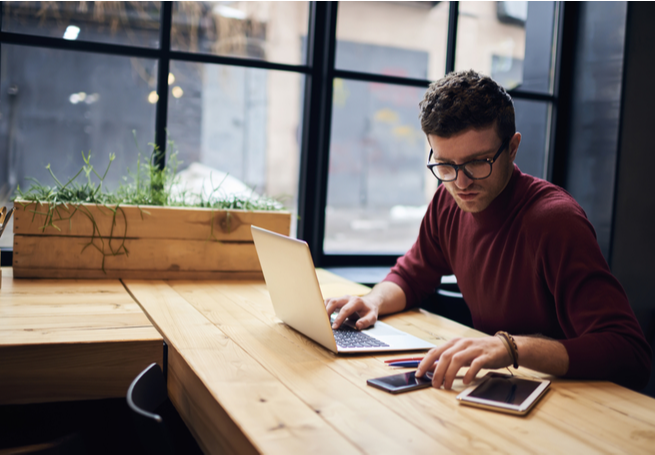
251, 225, 435, 354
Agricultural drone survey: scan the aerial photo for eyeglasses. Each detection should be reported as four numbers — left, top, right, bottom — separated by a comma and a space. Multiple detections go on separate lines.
426, 139, 509, 182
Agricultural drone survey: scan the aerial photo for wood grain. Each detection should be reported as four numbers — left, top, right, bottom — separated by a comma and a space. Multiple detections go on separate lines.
315, 268, 372, 298
171, 281, 454, 454
0, 270, 163, 404
13, 236, 261, 272
125, 279, 361, 455
122, 274, 655, 455
12, 267, 264, 281
174, 280, 524, 454
0, 340, 162, 405
12, 202, 291, 279
13, 202, 291, 241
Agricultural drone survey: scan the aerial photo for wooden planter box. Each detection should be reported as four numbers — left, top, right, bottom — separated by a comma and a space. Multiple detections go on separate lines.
12, 202, 292, 279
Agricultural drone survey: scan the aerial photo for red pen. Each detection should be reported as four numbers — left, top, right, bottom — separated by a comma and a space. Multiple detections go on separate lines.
384, 357, 424, 364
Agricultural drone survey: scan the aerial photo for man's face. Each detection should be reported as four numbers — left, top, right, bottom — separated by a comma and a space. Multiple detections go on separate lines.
427, 126, 520, 213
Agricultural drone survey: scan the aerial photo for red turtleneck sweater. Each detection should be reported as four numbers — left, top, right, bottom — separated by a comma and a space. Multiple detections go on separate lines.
385, 165, 651, 390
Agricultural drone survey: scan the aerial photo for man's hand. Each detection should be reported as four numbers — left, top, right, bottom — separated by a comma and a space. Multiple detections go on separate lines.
324, 281, 407, 330
416, 336, 511, 390
325, 295, 379, 330
415, 335, 570, 390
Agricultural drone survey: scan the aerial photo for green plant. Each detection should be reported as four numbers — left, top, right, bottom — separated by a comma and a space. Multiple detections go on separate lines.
14, 135, 285, 210
13, 135, 285, 272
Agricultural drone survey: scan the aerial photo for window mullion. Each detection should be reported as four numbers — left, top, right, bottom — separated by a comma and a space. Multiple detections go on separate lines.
445, 1, 459, 74
297, 1, 338, 266
154, 1, 173, 169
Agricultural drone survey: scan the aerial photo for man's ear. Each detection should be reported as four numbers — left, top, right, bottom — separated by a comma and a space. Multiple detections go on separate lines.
508, 132, 521, 161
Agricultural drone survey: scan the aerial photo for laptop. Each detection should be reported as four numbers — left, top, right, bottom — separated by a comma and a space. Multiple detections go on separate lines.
251, 226, 435, 354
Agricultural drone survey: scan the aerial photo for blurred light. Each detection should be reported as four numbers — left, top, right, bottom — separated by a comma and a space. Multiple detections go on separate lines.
168, 73, 175, 85
85, 93, 100, 104
69, 91, 98, 105
148, 91, 159, 104
172, 86, 184, 98
63, 25, 80, 40
213, 4, 246, 20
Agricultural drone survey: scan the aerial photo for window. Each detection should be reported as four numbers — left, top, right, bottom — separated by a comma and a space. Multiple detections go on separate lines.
0, 1, 309, 251
1, 44, 157, 192
0, 2, 563, 267
314, 2, 559, 261
2, 1, 161, 47
171, 2, 309, 66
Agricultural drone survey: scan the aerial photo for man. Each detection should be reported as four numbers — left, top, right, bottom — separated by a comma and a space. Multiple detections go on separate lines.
326, 70, 651, 391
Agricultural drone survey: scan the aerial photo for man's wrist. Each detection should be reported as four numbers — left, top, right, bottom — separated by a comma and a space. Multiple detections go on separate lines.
362, 293, 383, 315
368, 281, 407, 315
495, 331, 519, 368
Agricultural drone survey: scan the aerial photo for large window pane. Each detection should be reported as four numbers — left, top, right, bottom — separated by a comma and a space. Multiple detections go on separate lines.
171, 2, 309, 66
336, 1, 449, 80
324, 80, 429, 254
0, 45, 157, 247
166, 62, 303, 234
456, 1, 556, 93
1, 2, 161, 48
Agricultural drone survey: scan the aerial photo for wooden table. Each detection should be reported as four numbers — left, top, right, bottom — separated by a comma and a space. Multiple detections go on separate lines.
124, 270, 655, 455
0, 268, 163, 404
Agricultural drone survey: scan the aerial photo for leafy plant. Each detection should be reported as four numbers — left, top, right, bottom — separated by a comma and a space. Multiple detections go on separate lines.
13, 135, 285, 272
14, 135, 284, 211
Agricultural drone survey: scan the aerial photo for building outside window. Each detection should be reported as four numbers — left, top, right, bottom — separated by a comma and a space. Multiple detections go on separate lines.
0, 1, 559, 267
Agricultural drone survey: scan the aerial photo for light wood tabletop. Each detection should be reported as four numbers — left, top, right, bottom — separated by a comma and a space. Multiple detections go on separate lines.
124, 269, 655, 455
0, 267, 163, 404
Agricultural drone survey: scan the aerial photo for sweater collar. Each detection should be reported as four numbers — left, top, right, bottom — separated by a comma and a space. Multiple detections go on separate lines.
469, 164, 522, 226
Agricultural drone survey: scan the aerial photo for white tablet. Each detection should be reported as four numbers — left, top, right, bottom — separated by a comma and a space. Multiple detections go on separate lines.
456, 372, 550, 416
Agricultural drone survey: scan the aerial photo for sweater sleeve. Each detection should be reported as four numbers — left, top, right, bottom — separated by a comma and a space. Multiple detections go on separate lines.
384, 191, 453, 309
535, 198, 652, 390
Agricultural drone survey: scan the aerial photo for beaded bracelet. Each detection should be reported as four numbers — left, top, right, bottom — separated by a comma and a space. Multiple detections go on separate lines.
495, 331, 519, 369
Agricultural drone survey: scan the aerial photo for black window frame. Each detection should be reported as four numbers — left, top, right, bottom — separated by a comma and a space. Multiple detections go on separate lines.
0, 1, 569, 268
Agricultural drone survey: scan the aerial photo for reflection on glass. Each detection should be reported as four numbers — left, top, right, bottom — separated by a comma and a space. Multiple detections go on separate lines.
166, 61, 303, 234
1, 1, 161, 48
0, 45, 157, 247
171, 2, 309, 65
325, 80, 430, 254
336, 1, 449, 80
455, 1, 556, 93
513, 99, 549, 179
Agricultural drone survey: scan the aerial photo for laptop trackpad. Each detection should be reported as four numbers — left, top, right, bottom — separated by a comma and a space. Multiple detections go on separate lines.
364, 321, 406, 338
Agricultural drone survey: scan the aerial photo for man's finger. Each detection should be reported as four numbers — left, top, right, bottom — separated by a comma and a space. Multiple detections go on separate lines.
331, 301, 361, 328
463, 357, 486, 385
325, 295, 350, 315
430, 346, 457, 387
442, 350, 476, 390
416, 346, 444, 377
354, 312, 376, 330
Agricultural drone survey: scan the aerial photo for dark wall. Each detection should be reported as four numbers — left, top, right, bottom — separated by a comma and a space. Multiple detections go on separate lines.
564, 1, 627, 260
611, 2, 655, 397
612, 2, 655, 317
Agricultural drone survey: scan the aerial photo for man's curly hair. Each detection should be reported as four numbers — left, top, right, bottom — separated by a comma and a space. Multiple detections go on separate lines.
419, 70, 515, 141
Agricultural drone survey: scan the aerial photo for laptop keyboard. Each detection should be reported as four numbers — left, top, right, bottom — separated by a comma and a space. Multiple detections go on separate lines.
333, 325, 389, 348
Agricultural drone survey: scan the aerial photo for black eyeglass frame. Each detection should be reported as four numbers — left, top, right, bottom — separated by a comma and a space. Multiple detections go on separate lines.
426, 139, 510, 182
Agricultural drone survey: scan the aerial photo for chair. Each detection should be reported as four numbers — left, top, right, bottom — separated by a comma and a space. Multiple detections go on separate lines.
127, 363, 202, 455
421, 276, 473, 327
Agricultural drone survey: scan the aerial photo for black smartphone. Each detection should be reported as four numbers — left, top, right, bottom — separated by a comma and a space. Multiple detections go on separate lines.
367, 371, 432, 394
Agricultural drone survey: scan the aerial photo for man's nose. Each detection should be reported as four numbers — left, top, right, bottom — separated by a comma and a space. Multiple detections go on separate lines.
454, 169, 473, 189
